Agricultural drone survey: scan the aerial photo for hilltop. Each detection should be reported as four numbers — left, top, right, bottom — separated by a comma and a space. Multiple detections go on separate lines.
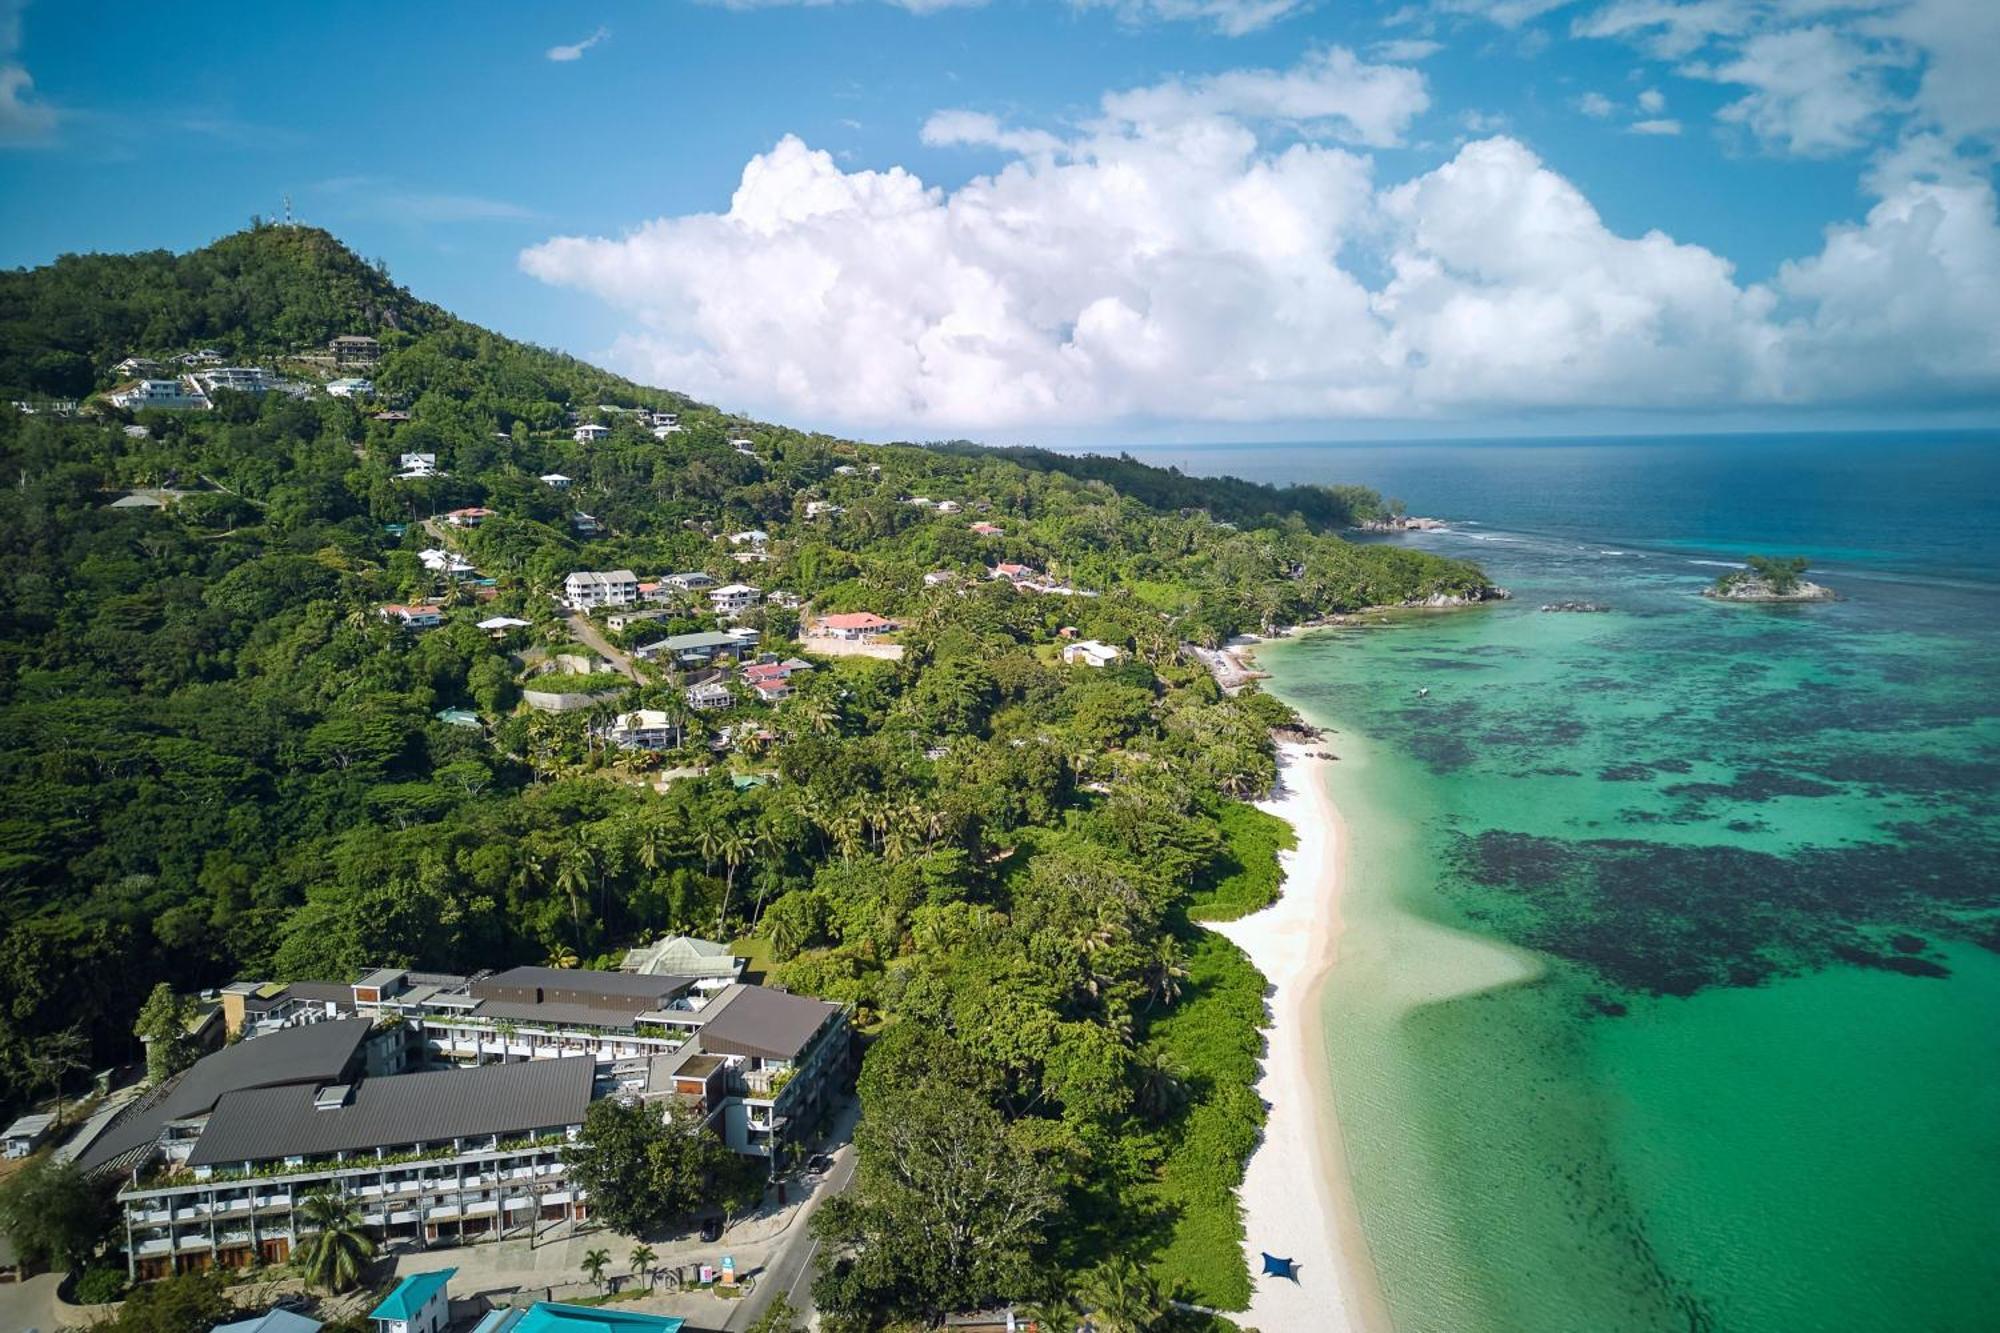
0, 225, 1490, 1323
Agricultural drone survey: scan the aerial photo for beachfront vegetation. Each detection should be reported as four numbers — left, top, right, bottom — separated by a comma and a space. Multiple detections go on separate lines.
1715, 555, 1811, 594
0, 226, 1489, 1311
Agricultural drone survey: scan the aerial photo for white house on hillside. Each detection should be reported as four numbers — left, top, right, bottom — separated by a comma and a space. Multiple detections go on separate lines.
563, 569, 640, 611
574, 423, 612, 443
710, 583, 762, 615
607, 709, 681, 752
110, 379, 208, 411
1062, 639, 1124, 668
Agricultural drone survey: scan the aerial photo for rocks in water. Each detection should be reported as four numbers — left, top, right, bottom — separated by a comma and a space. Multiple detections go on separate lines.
1403, 585, 1511, 608
1703, 576, 1837, 603
1357, 515, 1447, 532
1541, 601, 1611, 613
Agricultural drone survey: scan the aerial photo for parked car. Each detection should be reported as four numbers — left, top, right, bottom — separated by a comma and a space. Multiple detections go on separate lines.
805, 1153, 835, 1177
700, 1215, 724, 1242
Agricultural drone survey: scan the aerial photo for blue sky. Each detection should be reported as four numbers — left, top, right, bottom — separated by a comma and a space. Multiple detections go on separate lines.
2, 1, 1995, 442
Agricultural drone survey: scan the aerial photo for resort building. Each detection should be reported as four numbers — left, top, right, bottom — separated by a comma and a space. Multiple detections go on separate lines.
103, 1033, 595, 1281
88, 961, 851, 1284
562, 570, 640, 612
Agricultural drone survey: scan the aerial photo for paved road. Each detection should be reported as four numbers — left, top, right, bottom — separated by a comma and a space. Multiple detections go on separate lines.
724, 1102, 860, 1330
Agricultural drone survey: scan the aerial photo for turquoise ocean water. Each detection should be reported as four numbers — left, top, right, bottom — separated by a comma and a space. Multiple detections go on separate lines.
1127, 434, 2000, 1332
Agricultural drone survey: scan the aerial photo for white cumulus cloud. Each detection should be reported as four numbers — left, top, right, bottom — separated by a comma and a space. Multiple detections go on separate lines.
0, 0, 53, 143
519, 48, 2000, 432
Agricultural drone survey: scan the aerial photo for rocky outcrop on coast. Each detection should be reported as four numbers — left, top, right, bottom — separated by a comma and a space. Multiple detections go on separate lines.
1356, 515, 1447, 532
1403, 586, 1510, 608
1703, 576, 1836, 603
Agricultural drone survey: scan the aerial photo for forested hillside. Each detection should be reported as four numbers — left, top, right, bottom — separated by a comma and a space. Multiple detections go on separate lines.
0, 226, 1490, 1323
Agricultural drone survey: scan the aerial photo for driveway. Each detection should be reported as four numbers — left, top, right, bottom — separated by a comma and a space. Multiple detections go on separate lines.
563, 611, 641, 683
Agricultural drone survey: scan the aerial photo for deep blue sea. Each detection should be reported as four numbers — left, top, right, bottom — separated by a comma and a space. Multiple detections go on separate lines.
1100, 431, 2000, 588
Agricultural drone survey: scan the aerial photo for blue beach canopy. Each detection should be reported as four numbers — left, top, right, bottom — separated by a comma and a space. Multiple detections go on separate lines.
1261, 1252, 1300, 1281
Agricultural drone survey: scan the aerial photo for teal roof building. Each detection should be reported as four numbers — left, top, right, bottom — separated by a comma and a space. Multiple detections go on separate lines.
370, 1267, 456, 1333
470, 1304, 686, 1333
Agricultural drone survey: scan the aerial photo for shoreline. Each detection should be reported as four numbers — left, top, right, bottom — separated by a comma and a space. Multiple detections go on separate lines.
1207, 741, 1393, 1333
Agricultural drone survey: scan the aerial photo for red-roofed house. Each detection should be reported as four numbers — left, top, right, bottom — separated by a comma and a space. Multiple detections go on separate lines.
990, 562, 1037, 584
814, 612, 895, 641
968, 521, 1004, 537
379, 604, 443, 630
444, 506, 495, 527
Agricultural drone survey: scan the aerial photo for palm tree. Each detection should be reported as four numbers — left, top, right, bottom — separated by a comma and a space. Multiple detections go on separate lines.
628, 1242, 657, 1289
292, 1191, 377, 1293
634, 819, 670, 877
555, 836, 596, 947
1146, 936, 1189, 1009
544, 941, 580, 969
1077, 1255, 1163, 1333
582, 1246, 611, 1291
702, 825, 751, 939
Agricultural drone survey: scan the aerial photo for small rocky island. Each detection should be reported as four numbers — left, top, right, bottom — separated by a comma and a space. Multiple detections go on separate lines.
1704, 555, 1837, 603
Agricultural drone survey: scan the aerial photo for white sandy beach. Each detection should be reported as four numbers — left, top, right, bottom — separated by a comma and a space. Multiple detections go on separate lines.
1207, 742, 1391, 1333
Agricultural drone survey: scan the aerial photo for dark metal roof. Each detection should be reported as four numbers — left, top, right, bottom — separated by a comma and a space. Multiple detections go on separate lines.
78, 1019, 373, 1173
468, 997, 671, 1029
697, 986, 841, 1061
477, 966, 692, 1002
187, 1056, 595, 1167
